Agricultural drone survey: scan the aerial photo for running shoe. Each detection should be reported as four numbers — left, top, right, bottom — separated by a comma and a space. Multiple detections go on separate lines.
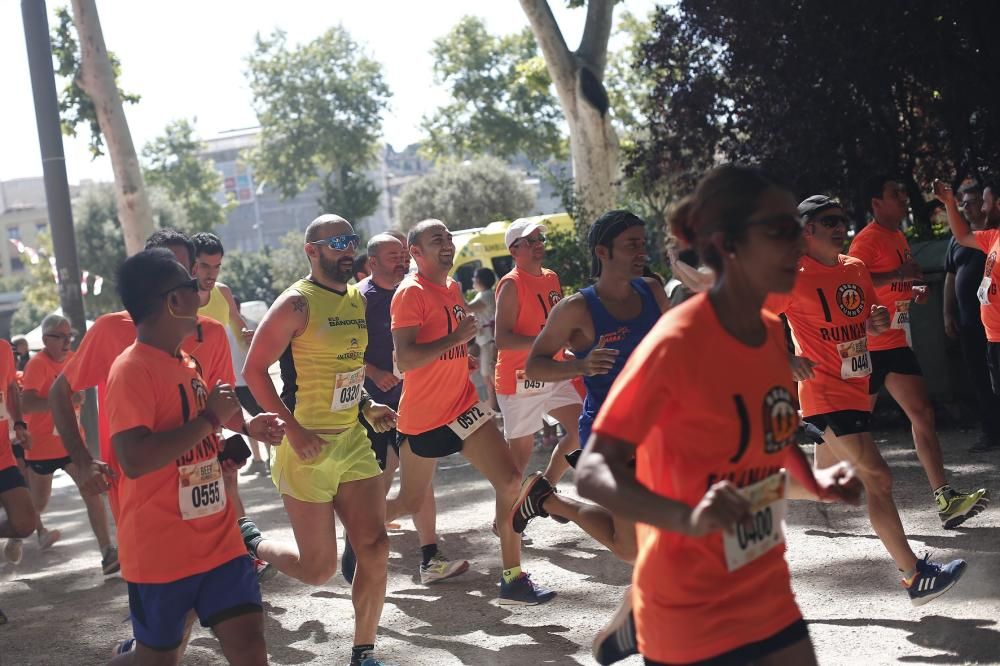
491, 519, 532, 542
101, 545, 120, 575
37, 528, 61, 550
937, 488, 989, 529
4, 539, 22, 565
238, 517, 264, 557
419, 552, 470, 584
111, 638, 136, 657
511, 473, 554, 533
592, 587, 637, 665
904, 555, 967, 607
351, 651, 392, 666
253, 556, 276, 582
342, 535, 357, 585
498, 572, 556, 606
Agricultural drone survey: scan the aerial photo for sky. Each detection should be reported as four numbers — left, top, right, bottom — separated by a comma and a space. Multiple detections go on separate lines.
1, 0, 655, 185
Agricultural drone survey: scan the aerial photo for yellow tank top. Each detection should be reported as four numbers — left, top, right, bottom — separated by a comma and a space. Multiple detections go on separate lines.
199, 285, 230, 327
283, 278, 368, 430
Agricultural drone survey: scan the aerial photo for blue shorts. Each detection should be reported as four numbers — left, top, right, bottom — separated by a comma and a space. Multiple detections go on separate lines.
127, 555, 262, 651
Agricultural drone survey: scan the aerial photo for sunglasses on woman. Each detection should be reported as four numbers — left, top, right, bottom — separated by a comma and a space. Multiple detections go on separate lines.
310, 234, 361, 251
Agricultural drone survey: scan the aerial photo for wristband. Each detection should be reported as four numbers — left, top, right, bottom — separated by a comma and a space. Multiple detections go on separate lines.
13, 421, 27, 431
202, 409, 221, 431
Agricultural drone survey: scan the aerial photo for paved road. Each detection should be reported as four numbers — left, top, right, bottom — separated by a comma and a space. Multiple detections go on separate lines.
1, 426, 997, 665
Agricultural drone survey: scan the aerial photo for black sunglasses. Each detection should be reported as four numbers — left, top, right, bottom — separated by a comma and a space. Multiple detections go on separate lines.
812, 214, 849, 229
159, 277, 199, 297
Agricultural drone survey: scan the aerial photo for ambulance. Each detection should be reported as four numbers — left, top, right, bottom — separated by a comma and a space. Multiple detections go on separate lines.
449, 212, 574, 291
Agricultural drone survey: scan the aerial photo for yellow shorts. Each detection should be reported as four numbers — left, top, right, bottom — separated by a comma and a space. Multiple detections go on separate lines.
271, 423, 381, 503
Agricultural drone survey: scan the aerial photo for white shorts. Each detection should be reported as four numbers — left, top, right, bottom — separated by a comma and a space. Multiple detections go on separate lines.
496, 380, 583, 440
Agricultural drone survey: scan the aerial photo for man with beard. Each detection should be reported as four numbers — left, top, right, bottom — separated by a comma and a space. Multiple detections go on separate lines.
240, 215, 398, 666
941, 180, 1000, 452
191, 233, 253, 346
340, 233, 469, 586
386, 219, 555, 605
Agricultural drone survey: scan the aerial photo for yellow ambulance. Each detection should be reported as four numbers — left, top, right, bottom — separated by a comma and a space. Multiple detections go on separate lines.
449, 212, 574, 291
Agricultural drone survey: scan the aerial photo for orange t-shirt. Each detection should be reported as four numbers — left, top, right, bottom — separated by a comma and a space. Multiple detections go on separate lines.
848, 222, 914, 351
61, 311, 233, 517
391, 273, 479, 434
494, 267, 564, 395
106, 342, 245, 583
0, 340, 16, 470
973, 230, 1000, 342
22, 351, 77, 461
592, 293, 802, 664
765, 255, 878, 415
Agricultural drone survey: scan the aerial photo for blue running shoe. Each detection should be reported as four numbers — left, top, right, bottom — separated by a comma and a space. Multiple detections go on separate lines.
498, 572, 556, 606
342, 535, 357, 585
904, 555, 967, 607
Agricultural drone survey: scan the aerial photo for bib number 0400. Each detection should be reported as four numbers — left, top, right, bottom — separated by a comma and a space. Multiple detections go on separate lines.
722, 472, 787, 572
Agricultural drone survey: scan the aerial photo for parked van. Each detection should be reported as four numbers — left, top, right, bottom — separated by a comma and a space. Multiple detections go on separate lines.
449, 213, 574, 291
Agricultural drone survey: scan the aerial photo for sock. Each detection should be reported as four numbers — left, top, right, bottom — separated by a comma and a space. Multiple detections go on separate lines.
502, 565, 522, 584
933, 484, 954, 499
239, 518, 264, 558
420, 543, 438, 566
351, 644, 375, 664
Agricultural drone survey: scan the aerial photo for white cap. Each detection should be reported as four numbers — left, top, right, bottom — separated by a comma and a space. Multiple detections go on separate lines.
505, 219, 548, 249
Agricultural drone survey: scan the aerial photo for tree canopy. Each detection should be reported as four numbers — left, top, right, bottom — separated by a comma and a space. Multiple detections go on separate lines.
628, 0, 1000, 239
246, 27, 390, 222
396, 157, 535, 231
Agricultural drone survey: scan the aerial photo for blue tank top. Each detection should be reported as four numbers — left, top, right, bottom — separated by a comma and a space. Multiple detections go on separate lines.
578, 278, 662, 443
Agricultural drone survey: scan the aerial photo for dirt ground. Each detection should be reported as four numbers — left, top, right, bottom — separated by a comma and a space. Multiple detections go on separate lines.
0, 425, 997, 666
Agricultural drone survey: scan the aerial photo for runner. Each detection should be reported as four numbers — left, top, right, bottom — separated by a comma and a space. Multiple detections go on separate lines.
106, 248, 282, 665
849, 176, 987, 527
466, 267, 498, 411
18, 314, 117, 569
386, 218, 555, 605
230, 298, 270, 477
767, 194, 968, 606
346, 232, 468, 586
0, 336, 36, 566
940, 178, 1000, 452
240, 214, 397, 666
577, 164, 864, 666
491, 219, 582, 485
191, 232, 254, 345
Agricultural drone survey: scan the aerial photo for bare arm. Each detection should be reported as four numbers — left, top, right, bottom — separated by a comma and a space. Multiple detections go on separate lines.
934, 180, 979, 250
494, 281, 535, 351
393, 318, 476, 372
525, 296, 610, 381
113, 419, 216, 479
218, 283, 251, 343
51, 375, 91, 464
20, 389, 49, 414
243, 291, 307, 429
643, 276, 671, 314
7, 380, 23, 424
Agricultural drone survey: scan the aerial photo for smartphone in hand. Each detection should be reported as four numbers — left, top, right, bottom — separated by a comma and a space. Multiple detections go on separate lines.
218, 434, 252, 466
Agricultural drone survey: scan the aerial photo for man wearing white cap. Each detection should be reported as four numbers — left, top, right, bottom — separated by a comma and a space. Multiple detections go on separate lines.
494, 218, 583, 483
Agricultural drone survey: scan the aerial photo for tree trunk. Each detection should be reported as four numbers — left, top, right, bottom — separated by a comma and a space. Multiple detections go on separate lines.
70, 0, 153, 256
519, 0, 619, 222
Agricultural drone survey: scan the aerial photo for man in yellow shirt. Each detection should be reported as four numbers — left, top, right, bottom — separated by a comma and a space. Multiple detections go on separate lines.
192, 233, 253, 346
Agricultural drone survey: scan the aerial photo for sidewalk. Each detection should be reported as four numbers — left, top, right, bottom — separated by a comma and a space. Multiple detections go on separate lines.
0, 426, 997, 665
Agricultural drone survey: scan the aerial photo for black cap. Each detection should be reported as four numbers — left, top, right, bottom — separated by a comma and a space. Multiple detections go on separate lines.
798, 195, 842, 219
588, 210, 645, 277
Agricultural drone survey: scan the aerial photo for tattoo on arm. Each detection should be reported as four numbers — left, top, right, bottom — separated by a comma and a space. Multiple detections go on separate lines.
292, 297, 306, 313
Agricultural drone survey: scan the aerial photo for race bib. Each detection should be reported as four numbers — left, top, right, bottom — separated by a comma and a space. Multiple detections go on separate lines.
723, 472, 787, 572
178, 458, 226, 520
515, 369, 547, 395
891, 300, 910, 330
446, 401, 495, 440
838, 338, 871, 380
978, 277, 993, 306
331, 368, 365, 411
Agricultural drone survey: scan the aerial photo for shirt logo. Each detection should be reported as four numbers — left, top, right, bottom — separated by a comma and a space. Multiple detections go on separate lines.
597, 326, 630, 346
762, 386, 797, 454
548, 290, 562, 306
453, 305, 468, 321
349, 338, 359, 349
836, 283, 865, 318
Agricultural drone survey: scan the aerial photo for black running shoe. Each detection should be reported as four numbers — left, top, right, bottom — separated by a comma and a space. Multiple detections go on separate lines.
511, 473, 554, 534
592, 587, 637, 664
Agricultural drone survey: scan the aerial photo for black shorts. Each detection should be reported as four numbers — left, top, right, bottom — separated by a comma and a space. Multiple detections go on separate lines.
398, 425, 464, 459
644, 618, 809, 665
868, 347, 922, 394
0, 465, 27, 493
234, 387, 262, 417
366, 423, 400, 471
11, 444, 24, 460
986, 341, 1000, 396
803, 410, 871, 439
26, 456, 72, 476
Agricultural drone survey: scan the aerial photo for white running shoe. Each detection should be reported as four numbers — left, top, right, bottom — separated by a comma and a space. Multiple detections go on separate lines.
4, 539, 22, 564
37, 528, 61, 550
419, 552, 470, 584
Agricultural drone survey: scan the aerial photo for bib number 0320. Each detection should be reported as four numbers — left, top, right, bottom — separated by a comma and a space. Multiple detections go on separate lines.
331, 368, 365, 412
